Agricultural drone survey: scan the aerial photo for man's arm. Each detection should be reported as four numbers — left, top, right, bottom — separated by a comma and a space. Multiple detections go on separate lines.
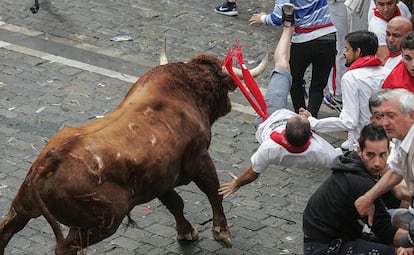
218, 165, 259, 198
355, 170, 404, 226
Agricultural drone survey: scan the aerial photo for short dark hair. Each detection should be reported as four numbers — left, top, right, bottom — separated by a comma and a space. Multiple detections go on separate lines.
401, 31, 414, 51
358, 123, 389, 151
285, 116, 311, 147
345, 30, 378, 56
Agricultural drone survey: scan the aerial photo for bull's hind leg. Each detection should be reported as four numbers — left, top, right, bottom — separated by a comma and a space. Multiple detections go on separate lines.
60, 225, 121, 255
0, 207, 31, 255
158, 190, 199, 241
193, 158, 231, 247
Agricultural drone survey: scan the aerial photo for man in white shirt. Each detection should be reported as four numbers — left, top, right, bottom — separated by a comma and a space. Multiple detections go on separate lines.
383, 16, 413, 71
368, 0, 412, 64
218, 6, 342, 198
355, 88, 414, 227
301, 30, 388, 151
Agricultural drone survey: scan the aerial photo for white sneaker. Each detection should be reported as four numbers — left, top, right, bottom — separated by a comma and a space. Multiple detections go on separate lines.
341, 133, 356, 151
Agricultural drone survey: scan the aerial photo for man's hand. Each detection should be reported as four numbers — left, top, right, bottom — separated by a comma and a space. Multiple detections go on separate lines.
354, 194, 375, 226
248, 13, 265, 26
218, 172, 240, 199
299, 107, 311, 118
397, 247, 414, 255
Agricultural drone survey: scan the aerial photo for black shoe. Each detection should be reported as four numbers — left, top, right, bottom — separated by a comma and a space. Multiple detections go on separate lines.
215, 2, 238, 16
282, 3, 295, 27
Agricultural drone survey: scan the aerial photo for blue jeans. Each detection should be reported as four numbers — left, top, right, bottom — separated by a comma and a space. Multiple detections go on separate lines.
254, 68, 292, 127
303, 239, 395, 255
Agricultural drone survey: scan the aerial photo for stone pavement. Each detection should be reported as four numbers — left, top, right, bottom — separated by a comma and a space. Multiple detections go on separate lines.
0, 0, 346, 254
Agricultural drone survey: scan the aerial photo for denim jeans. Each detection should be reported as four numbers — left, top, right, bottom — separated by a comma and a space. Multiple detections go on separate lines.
304, 239, 395, 255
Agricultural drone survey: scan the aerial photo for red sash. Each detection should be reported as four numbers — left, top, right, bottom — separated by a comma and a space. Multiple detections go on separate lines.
295, 22, 334, 33
222, 41, 269, 121
348, 56, 382, 70
270, 130, 311, 153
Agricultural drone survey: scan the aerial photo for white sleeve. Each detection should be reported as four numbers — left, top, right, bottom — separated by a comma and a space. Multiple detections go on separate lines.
251, 141, 281, 174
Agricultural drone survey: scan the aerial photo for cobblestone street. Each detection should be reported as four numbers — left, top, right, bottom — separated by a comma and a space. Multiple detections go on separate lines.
0, 0, 345, 254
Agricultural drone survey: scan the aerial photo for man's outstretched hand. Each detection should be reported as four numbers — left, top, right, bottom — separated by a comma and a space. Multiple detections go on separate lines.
218, 172, 240, 199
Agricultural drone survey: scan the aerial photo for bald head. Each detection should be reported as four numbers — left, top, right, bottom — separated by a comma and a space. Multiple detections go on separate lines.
386, 16, 413, 55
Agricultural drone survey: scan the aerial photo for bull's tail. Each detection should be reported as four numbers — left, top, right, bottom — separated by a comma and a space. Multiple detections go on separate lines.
30, 148, 66, 254
30, 0, 40, 13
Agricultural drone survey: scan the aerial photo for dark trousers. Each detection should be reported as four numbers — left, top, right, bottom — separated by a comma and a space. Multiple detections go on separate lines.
303, 239, 395, 255
289, 37, 336, 118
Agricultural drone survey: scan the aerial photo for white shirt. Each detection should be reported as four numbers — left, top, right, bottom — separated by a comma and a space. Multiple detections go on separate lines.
384, 55, 402, 73
368, 2, 412, 46
309, 65, 388, 144
388, 125, 414, 192
252, 109, 342, 174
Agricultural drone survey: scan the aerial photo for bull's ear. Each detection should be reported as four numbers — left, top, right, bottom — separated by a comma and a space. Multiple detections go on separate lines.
160, 37, 168, 65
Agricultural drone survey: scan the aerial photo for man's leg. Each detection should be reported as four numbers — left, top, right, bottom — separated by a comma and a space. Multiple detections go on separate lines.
255, 25, 294, 125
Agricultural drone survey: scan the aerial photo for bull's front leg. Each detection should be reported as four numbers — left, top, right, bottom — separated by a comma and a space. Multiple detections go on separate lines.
193, 156, 231, 247
158, 190, 199, 241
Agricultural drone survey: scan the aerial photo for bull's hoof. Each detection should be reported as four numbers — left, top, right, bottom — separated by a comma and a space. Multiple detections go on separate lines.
212, 226, 232, 248
177, 228, 199, 241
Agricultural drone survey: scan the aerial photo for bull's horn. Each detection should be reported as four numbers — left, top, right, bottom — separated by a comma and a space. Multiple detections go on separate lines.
160, 37, 168, 65
223, 44, 268, 78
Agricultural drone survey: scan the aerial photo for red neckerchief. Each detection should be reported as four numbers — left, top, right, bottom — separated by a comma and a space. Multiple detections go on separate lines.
384, 51, 401, 62
373, 7, 401, 22
382, 61, 414, 92
270, 130, 312, 153
222, 41, 269, 121
348, 55, 382, 70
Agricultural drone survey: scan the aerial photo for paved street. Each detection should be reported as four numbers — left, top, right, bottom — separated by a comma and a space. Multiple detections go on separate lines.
0, 0, 346, 254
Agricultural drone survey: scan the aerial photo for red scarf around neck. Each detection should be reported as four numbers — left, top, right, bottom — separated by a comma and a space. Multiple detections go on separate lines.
373, 7, 401, 22
382, 61, 414, 92
348, 55, 382, 70
270, 130, 311, 153
384, 51, 401, 62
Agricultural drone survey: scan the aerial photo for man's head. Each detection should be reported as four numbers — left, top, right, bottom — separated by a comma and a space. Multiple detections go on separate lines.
373, 89, 414, 140
369, 89, 390, 124
386, 16, 413, 55
357, 123, 390, 176
401, 31, 414, 77
285, 115, 311, 147
344, 31, 378, 67
374, 0, 400, 20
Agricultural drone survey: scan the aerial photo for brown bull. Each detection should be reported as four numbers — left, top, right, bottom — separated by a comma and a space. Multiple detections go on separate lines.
0, 54, 240, 255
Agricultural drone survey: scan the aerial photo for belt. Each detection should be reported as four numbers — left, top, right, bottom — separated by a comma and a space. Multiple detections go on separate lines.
315, 33, 336, 41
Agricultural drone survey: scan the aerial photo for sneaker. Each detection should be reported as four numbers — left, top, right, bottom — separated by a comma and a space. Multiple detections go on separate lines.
282, 3, 295, 27
323, 93, 342, 113
341, 132, 356, 151
215, 2, 238, 16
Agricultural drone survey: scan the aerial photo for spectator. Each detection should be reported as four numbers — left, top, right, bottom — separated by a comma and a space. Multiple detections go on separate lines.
384, 16, 413, 71
382, 31, 414, 92
248, 0, 337, 118
368, 0, 412, 64
215, 0, 238, 16
218, 4, 342, 199
300, 30, 388, 151
355, 89, 414, 228
303, 123, 414, 255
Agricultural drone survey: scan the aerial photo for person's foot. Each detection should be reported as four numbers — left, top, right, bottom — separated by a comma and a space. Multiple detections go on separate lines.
282, 3, 295, 27
323, 93, 343, 113
215, 2, 238, 16
341, 132, 355, 151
